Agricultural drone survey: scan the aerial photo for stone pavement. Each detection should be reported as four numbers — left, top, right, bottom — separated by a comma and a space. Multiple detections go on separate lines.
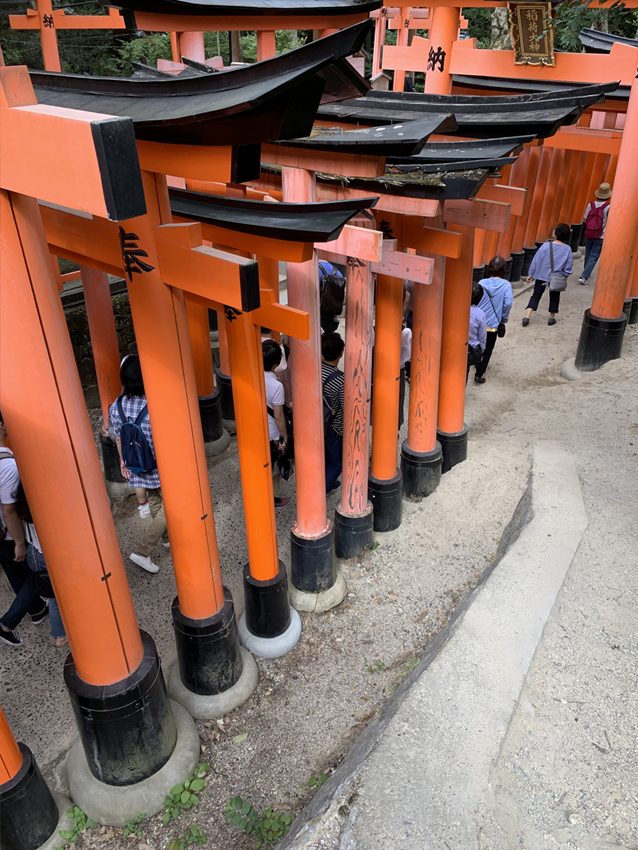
281, 257, 638, 850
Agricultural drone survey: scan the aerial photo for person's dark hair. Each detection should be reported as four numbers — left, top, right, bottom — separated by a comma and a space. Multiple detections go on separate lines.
120, 355, 145, 398
471, 282, 484, 306
13, 483, 33, 525
262, 339, 282, 372
321, 332, 345, 362
554, 223, 571, 244
487, 256, 507, 278
260, 327, 272, 334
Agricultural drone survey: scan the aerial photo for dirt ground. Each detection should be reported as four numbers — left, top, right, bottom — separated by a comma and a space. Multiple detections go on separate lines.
1, 253, 636, 850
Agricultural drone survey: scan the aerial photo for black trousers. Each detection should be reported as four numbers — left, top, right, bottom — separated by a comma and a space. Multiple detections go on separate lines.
526, 279, 561, 314
475, 330, 498, 378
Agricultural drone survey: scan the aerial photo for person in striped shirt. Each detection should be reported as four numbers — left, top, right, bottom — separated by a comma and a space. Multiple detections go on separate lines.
321, 332, 345, 495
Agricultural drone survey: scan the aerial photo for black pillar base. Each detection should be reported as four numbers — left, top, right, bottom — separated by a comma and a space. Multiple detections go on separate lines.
437, 427, 468, 474
629, 297, 638, 325
579, 225, 586, 247
570, 223, 583, 253
401, 440, 442, 501
0, 744, 59, 850
510, 251, 525, 283
100, 433, 124, 484
243, 560, 291, 638
334, 503, 373, 560
472, 266, 484, 284
64, 631, 177, 786
521, 246, 537, 278
535, 240, 543, 250
504, 257, 513, 282
198, 389, 224, 443
215, 367, 234, 422
291, 525, 335, 592
575, 309, 627, 372
623, 299, 633, 323
368, 471, 403, 532
172, 588, 243, 696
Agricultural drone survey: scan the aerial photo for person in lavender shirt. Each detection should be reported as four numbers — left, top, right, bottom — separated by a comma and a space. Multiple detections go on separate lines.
522, 223, 573, 327
467, 282, 487, 383
474, 256, 513, 385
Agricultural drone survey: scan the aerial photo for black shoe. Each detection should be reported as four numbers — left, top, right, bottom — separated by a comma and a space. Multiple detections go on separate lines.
274, 497, 289, 510
0, 629, 23, 647
522, 317, 529, 327
548, 318, 557, 326
474, 375, 486, 384
31, 601, 49, 626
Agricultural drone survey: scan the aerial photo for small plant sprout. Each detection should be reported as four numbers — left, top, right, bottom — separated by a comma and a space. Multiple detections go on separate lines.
123, 812, 145, 838
167, 824, 207, 850
224, 796, 294, 848
163, 764, 210, 825
364, 657, 385, 674
307, 772, 329, 790
57, 807, 97, 849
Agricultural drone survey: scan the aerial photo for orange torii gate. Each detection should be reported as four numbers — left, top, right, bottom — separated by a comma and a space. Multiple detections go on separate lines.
374, 0, 638, 369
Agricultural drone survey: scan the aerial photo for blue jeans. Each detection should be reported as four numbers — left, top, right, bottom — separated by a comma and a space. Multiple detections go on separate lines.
27, 546, 65, 639
325, 427, 343, 494
583, 238, 603, 281
0, 539, 44, 631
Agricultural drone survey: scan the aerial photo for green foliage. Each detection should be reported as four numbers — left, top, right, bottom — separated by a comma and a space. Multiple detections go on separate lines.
364, 657, 385, 674
167, 824, 207, 850
116, 33, 172, 73
162, 764, 210, 826
307, 772, 329, 790
224, 797, 294, 849
462, 8, 493, 48
552, 0, 638, 52
58, 806, 97, 848
123, 813, 145, 839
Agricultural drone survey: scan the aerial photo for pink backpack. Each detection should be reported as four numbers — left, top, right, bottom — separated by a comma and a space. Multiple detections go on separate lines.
584, 201, 609, 239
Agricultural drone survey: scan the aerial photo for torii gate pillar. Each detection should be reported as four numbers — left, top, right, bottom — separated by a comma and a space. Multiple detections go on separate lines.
575, 73, 638, 370
424, 6, 459, 95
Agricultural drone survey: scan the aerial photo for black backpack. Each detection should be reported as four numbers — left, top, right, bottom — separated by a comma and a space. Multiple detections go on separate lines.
322, 368, 343, 432
117, 397, 156, 475
319, 261, 345, 317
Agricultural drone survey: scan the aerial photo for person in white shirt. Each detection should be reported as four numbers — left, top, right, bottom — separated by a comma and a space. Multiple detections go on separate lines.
0, 411, 49, 647
399, 325, 412, 430
263, 340, 290, 510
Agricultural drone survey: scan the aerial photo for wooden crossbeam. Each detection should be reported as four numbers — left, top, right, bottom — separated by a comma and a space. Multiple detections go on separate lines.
10, 7, 126, 29
381, 35, 431, 73
137, 141, 259, 184
315, 181, 441, 218
130, 12, 370, 32
475, 184, 527, 217
317, 235, 432, 284
401, 222, 462, 258
183, 288, 309, 340
319, 224, 383, 263
0, 67, 144, 222
443, 199, 510, 233
542, 127, 622, 155
261, 144, 385, 179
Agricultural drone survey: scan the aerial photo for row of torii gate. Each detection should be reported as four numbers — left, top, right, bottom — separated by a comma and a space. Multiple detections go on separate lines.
2, 2, 638, 847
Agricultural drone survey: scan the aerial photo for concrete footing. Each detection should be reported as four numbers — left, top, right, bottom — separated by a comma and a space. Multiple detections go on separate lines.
222, 418, 237, 435
237, 607, 301, 659
372, 527, 400, 547
104, 481, 130, 503
65, 700, 199, 827
203, 429, 231, 458
38, 793, 74, 850
289, 567, 347, 613
167, 647, 258, 720
560, 357, 581, 382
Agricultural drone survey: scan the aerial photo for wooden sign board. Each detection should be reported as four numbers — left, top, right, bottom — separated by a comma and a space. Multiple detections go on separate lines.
509, 2, 554, 67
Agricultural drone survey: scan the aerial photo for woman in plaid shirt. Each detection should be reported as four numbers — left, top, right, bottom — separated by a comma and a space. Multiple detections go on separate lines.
109, 356, 169, 574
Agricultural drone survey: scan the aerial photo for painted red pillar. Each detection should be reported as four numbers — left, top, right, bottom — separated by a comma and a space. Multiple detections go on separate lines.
437, 224, 473, 471
401, 252, 445, 498
282, 166, 336, 594
179, 31, 205, 62
576, 75, 638, 369
424, 6, 459, 95
335, 257, 374, 557
35, 0, 61, 72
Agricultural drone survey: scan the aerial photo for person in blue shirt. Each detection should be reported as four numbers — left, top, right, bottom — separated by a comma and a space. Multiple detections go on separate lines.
474, 256, 513, 385
522, 223, 573, 328
467, 282, 487, 383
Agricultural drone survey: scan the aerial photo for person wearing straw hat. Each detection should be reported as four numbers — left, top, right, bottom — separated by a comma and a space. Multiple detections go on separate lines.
579, 182, 612, 285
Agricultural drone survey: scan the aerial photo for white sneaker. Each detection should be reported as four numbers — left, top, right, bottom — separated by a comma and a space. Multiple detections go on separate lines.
162, 541, 171, 549
137, 502, 151, 518
129, 553, 159, 574
578, 277, 587, 285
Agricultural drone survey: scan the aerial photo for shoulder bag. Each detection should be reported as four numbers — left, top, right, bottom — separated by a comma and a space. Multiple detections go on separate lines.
549, 241, 567, 292
485, 289, 507, 338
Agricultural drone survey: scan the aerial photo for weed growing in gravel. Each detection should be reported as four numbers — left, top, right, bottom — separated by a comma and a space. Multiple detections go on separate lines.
167, 824, 207, 849
307, 772, 329, 790
163, 764, 210, 825
123, 813, 145, 838
364, 657, 386, 674
58, 807, 97, 848
224, 796, 294, 848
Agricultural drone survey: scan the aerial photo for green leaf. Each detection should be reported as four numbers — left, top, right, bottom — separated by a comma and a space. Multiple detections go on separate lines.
59, 831, 73, 841
171, 784, 184, 796
86, 819, 97, 830
181, 791, 191, 804
242, 801, 252, 815
190, 794, 199, 806
255, 840, 262, 849
163, 813, 171, 826
190, 779, 205, 791
232, 732, 248, 743
199, 762, 210, 771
